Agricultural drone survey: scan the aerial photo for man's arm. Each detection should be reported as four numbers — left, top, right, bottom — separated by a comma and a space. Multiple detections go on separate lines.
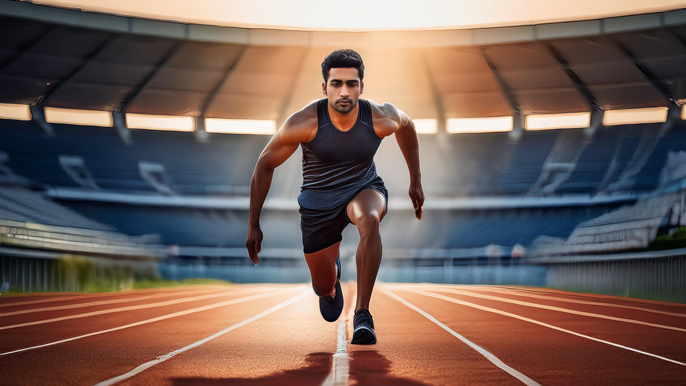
246, 106, 316, 263
375, 102, 425, 220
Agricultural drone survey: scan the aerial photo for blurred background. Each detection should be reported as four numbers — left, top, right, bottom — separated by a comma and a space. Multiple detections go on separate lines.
0, 0, 685, 302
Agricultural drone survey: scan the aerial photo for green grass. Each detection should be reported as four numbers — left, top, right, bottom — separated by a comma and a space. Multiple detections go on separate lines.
0, 278, 233, 295
650, 227, 686, 250
132, 278, 232, 290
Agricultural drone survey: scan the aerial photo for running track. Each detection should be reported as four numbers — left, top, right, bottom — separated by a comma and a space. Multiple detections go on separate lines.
1, 283, 685, 385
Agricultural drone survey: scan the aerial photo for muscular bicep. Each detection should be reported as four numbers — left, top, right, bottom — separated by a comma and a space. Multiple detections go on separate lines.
374, 101, 411, 135
256, 109, 315, 170
257, 130, 300, 170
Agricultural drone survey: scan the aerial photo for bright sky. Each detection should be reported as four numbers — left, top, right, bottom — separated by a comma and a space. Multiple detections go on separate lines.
31, 0, 686, 31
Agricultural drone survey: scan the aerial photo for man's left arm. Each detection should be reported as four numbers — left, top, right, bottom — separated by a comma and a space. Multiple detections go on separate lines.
386, 104, 425, 220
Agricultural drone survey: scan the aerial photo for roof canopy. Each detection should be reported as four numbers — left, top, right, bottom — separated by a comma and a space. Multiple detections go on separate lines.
2, 1, 686, 122
24, 0, 686, 31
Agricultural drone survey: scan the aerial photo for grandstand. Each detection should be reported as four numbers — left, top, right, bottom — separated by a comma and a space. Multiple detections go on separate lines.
1, 0, 686, 298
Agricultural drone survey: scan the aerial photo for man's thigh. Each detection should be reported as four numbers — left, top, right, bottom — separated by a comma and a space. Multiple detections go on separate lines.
299, 205, 349, 254
304, 240, 341, 276
346, 189, 387, 226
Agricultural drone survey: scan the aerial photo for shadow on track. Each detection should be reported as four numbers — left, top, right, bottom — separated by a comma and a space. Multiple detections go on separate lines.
169, 352, 330, 386
350, 350, 429, 386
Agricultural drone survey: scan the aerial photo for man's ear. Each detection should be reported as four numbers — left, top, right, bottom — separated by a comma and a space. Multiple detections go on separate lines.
322, 82, 327, 96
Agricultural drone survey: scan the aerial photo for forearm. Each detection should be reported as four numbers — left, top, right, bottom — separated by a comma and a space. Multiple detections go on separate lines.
248, 161, 274, 228
395, 120, 421, 184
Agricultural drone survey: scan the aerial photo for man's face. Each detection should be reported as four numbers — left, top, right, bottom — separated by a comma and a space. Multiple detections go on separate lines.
322, 67, 364, 114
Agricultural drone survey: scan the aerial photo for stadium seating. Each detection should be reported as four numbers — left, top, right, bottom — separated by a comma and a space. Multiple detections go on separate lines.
2, 119, 686, 255
632, 128, 686, 192
1, 119, 684, 199
557, 125, 644, 194
0, 185, 112, 230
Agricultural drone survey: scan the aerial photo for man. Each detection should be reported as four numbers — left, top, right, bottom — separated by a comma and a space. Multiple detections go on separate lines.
246, 49, 424, 345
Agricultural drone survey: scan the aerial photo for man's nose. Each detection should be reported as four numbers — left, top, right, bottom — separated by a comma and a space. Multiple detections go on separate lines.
340, 85, 349, 97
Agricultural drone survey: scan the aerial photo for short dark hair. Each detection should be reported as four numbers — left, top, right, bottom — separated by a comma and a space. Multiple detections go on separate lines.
321, 49, 365, 83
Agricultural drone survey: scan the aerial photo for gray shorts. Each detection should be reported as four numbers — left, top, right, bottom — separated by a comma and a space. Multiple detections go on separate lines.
299, 179, 388, 254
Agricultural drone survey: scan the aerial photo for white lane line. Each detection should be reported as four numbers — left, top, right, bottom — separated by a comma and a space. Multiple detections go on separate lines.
382, 288, 541, 386
0, 289, 292, 356
0, 289, 231, 317
0, 288, 270, 330
391, 286, 686, 333
94, 290, 309, 386
0, 287, 211, 308
454, 286, 686, 318
321, 321, 349, 386
397, 285, 686, 318
493, 285, 686, 309
401, 288, 686, 367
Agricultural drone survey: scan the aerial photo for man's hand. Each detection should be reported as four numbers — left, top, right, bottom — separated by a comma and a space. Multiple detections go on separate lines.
409, 180, 424, 220
246, 225, 263, 264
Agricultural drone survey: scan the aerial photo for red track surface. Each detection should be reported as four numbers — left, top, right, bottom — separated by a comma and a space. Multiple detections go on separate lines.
1, 283, 685, 385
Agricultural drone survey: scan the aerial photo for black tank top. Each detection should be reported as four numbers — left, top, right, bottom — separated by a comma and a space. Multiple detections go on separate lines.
298, 98, 384, 210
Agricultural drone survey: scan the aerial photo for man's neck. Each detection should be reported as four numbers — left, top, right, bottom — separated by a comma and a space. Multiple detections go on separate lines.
328, 102, 359, 132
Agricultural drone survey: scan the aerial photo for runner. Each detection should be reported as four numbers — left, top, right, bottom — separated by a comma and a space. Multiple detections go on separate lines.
246, 49, 424, 344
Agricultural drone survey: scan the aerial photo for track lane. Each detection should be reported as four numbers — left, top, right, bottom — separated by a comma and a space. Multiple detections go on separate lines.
400, 286, 686, 364
456, 286, 686, 321
492, 286, 686, 313
113, 289, 334, 386
0, 287, 273, 328
0, 288, 231, 325
413, 286, 686, 331
0, 286, 306, 386
393, 287, 686, 385
0, 286, 238, 311
0, 286, 290, 354
347, 285, 525, 386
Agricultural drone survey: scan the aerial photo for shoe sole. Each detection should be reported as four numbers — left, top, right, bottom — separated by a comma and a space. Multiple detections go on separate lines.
351, 326, 377, 345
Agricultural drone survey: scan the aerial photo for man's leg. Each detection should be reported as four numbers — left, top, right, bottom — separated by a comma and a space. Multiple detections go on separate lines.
304, 240, 341, 297
346, 189, 386, 312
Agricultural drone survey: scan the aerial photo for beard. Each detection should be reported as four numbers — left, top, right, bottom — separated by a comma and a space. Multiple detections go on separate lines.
330, 98, 357, 114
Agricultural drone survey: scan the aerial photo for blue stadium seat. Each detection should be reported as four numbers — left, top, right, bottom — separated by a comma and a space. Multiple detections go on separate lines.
633, 124, 686, 191
498, 130, 557, 194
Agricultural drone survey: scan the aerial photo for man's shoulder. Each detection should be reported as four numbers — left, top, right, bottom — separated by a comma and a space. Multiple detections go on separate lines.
366, 99, 397, 117
366, 99, 406, 134
280, 99, 320, 143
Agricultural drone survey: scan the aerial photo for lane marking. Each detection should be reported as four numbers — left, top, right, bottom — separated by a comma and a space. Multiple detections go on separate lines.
0, 287, 217, 308
0, 289, 235, 317
0, 288, 271, 330
0, 288, 294, 356
391, 286, 686, 333
93, 290, 309, 386
401, 288, 686, 367
398, 285, 686, 318
458, 286, 686, 318
321, 321, 349, 386
382, 288, 541, 386
493, 285, 686, 309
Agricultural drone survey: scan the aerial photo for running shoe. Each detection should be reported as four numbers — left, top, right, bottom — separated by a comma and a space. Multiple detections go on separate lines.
318, 255, 343, 322
351, 308, 377, 344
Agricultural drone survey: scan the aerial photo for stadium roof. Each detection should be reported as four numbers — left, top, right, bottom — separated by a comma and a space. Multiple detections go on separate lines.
2, 0, 686, 125
21, 0, 686, 31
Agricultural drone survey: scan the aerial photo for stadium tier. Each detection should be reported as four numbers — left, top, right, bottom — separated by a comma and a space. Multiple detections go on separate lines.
1, 119, 685, 197
2, 2, 686, 260
0, 120, 269, 195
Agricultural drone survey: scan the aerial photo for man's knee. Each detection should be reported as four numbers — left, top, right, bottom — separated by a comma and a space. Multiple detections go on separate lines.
312, 279, 335, 297
355, 211, 380, 235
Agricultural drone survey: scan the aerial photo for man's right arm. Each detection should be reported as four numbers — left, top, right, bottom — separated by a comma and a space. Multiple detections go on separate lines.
246, 104, 317, 263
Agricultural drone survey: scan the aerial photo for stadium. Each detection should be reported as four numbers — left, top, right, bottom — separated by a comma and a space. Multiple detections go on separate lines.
1, 1, 686, 385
